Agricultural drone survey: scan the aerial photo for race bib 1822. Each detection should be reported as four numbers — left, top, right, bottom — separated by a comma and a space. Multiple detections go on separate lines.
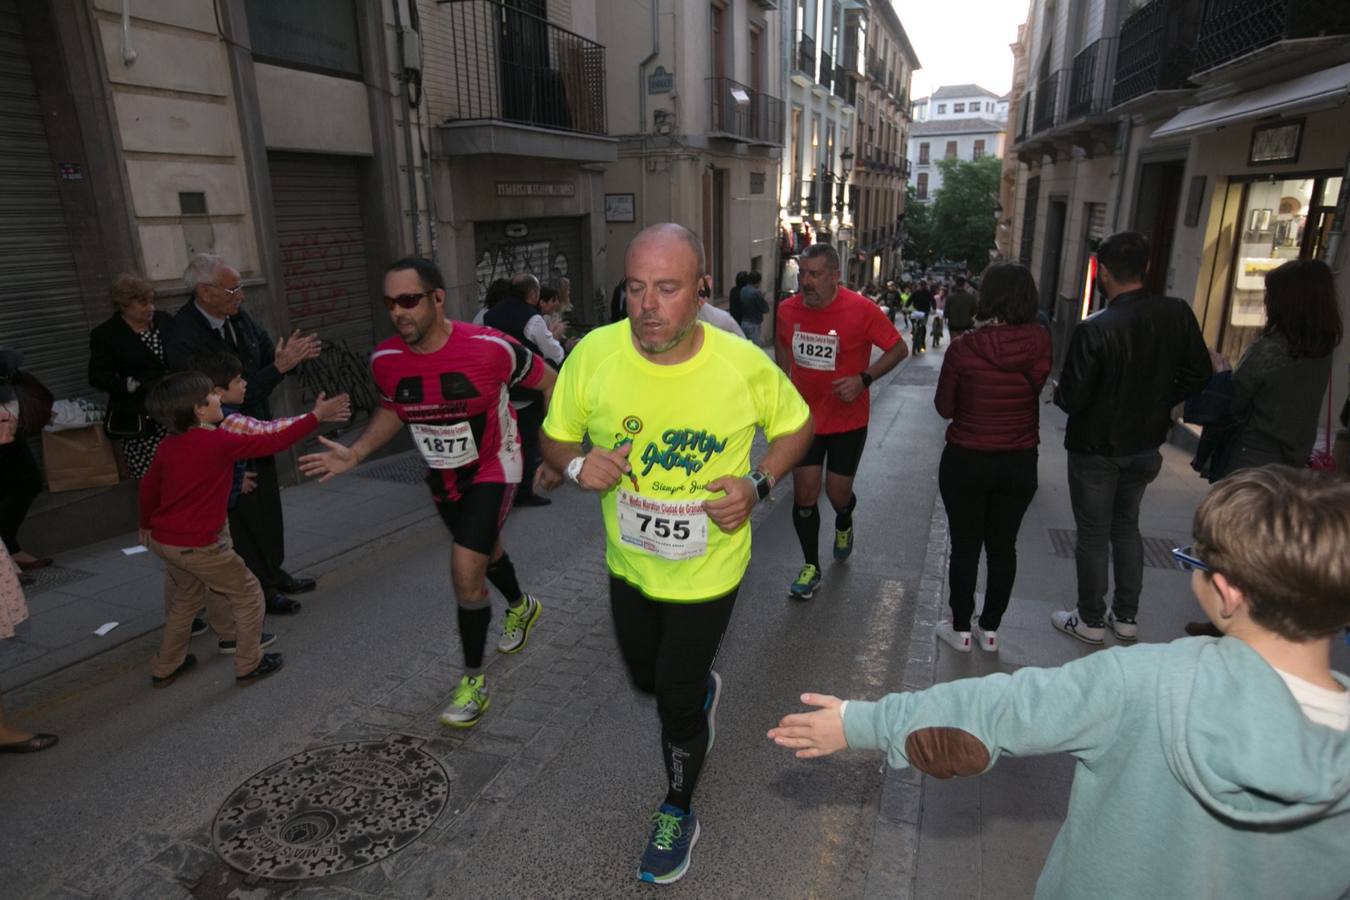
792, 330, 839, 371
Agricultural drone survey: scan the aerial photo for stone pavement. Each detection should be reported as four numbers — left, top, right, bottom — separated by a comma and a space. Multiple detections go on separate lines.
873, 380, 1350, 900
2, 451, 440, 691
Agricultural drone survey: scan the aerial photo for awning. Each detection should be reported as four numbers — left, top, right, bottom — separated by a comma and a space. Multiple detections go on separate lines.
1151, 61, 1350, 139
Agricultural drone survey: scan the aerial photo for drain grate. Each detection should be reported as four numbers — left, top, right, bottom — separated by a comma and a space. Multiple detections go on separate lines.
1047, 529, 1183, 570
24, 565, 97, 595
213, 733, 448, 881
353, 452, 428, 486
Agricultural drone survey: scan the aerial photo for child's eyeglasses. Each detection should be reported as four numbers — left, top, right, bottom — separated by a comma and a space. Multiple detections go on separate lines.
383, 291, 431, 311
1171, 544, 1211, 573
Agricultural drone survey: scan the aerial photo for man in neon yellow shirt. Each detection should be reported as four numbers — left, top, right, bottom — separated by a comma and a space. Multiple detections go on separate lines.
541, 223, 812, 886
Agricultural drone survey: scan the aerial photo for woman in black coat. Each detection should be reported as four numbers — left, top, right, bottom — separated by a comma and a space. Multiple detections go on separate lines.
88, 274, 173, 478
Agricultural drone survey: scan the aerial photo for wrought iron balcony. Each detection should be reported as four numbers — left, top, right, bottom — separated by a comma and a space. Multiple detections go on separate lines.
819, 50, 834, 91
438, 0, 606, 135
1066, 37, 1117, 119
1111, 0, 1202, 108
707, 77, 784, 144
1033, 70, 1061, 132
833, 66, 856, 104
1194, 0, 1350, 73
795, 32, 816, 75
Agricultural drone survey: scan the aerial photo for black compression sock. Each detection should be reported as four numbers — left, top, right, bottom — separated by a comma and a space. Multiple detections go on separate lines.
457, 604, 492, 669
661, 726, 709, 814
486, 554, 524, 606
793, 503, 821, 568
834, 493, 857, 531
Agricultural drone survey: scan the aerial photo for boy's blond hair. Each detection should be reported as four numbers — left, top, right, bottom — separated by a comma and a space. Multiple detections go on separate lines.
1193, 465, 1350, 639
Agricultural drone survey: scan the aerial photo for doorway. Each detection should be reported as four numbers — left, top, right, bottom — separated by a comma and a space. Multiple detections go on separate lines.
1131, 159, 1185, 296
1040, 198, 1068, 318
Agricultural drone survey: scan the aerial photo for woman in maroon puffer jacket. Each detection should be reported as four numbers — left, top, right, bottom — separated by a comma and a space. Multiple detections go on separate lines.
933, 264, 1052, 653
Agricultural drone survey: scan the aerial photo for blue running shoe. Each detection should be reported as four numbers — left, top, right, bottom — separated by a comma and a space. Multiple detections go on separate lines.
639, 804, 700, 884
833, 526, 854, 562
789, 564, 822, 600
704, 670, 722, 754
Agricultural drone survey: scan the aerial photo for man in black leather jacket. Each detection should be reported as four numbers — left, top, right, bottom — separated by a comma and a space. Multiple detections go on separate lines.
1051, 232, 1211, 646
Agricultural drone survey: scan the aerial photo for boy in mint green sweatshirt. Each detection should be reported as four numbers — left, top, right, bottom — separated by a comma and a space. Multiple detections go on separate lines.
770, 465, 1350, 899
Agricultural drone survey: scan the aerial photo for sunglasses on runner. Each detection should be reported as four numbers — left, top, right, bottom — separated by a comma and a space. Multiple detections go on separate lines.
1171, 544, 1210, 573
383, 291, 432, 311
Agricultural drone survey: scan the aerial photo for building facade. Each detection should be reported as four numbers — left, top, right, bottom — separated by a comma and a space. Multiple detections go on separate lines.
907, 84, 1008, 202
848, 1, 920, 287
421, 0, 614, 324
779, 1, 858, 277
1005, 0, 1350, 437
596, 0, 783, 308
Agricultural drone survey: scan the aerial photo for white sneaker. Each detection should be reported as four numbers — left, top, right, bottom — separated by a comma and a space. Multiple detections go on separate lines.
1050, 610, 1105, 645
1107, 611, 1138, 643
970, 617, 998, 652
936, 622, 972, 652
497, 594, 542, 653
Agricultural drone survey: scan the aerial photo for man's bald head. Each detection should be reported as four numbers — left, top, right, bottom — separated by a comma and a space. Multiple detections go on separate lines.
510, 272, 540, 305
627, 223, 705, 277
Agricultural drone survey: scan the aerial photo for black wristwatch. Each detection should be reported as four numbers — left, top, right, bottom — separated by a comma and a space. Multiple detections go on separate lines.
747, 469, 773, 502
859, 371, 874, 388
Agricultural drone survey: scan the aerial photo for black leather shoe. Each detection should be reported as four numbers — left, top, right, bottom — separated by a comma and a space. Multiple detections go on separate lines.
236, 652, 284, 686
265, 593, 303, 615
275, 574, 316, 594
0, 733, 59, 753
513, 493, 553, 507
151, 654, 197, 689
190, 616, 208, 637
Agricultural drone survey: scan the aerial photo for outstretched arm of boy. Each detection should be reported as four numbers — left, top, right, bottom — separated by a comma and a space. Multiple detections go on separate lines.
312, 391, 351, 424
771, 650, 1131, 775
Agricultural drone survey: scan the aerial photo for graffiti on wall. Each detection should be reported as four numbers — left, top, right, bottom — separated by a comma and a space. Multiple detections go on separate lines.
296, 339, 379, 418
280, 228, 364, 326
475, 241, 572, 301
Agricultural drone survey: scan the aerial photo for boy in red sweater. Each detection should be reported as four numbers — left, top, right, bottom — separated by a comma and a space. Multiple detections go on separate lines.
140, 371, 342, 686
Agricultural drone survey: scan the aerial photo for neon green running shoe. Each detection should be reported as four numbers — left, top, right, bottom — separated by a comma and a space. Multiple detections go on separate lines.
497, 594, 542, 654
789, 564, 822, 600
439, 674, 490, 728
833, 526, 854, 562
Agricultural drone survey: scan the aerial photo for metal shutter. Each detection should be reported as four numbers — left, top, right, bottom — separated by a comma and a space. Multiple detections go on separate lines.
0, 0, 91, 399
268, 152, 375, 352
472, 215, 583, 304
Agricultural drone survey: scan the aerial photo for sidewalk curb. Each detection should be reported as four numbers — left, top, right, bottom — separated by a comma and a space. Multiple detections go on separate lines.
863, 484, 948, 900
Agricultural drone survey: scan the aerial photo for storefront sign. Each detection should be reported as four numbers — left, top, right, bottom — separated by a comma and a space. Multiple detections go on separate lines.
58, 162, 82, 181
648, 66, 673, 94
496, 182, 576, 198
1249, 120, 1303, 166
605, 193, 635, 223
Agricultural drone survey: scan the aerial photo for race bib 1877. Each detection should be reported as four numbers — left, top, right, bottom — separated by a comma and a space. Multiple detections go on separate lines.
410, 421, 478, 469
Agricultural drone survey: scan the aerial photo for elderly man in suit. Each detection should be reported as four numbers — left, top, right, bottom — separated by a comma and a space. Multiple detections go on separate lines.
165, 253, 322, 615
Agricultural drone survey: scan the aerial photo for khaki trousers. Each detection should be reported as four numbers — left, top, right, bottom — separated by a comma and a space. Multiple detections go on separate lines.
150, 525, 264, 678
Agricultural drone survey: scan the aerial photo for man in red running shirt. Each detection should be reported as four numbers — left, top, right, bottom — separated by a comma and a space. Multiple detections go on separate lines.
776, 243, 909, 599
299, 258, 555, 728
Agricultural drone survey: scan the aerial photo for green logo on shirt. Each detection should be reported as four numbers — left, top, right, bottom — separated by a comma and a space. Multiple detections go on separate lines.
639, 428, 727, 478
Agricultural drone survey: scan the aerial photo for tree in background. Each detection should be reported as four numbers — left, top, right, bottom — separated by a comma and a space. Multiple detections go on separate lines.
902, 183, 938, 269
929, 156, 1002, 268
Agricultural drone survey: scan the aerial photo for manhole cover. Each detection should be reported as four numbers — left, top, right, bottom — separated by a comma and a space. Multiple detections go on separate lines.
1046, 528, 1183, 570
212, 734, 447, 881
354, 451, 428, 485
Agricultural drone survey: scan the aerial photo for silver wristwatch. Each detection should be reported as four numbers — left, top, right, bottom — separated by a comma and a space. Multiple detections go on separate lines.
565, 456, 586, 484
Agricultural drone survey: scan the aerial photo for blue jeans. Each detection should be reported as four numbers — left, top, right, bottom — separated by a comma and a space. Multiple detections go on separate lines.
1066, 450, 1163, 624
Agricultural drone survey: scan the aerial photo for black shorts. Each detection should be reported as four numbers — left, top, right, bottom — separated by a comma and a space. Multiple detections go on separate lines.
431, 480, 516, 555
797, 426, 869, 477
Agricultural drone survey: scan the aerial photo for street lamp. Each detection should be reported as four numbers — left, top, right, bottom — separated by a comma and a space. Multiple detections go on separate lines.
835, 147, 855, 215
992, 201, 1004, 220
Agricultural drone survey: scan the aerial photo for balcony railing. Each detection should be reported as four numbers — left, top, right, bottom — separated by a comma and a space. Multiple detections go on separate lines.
1194, 0, 1350, 73
795, 32, 816, 75
833, 66, 856, 104
818, 50, 834, 91
440, 0, 606, 135
1033, 70, 1060, 132
1066, 37, 1117, 119
1111, 0, 1202, 108
707, 77, 784, 144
